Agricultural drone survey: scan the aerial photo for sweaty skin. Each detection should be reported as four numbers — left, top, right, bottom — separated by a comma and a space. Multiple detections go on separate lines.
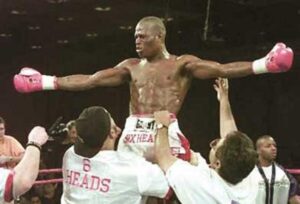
128, 56, 191, 114
57, 19, 253, 115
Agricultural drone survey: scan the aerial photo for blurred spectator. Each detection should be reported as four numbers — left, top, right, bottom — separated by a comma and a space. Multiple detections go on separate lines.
28, 190, 42, 204
0, 116, 25, 169
254, 135, 300, 204
61, 120, 77, 145
0, 126, 48, 203
40, 174, 61, 204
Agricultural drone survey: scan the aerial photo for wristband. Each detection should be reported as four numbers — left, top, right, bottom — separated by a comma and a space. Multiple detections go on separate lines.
252, 58, 268, 74
42, 75, 57, 90
26, 141, 41, 151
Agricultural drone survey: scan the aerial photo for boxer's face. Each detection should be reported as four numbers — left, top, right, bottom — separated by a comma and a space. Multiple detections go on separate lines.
135, 22, 161, 58
257, 137, 277, 162
0, 123, 5, 138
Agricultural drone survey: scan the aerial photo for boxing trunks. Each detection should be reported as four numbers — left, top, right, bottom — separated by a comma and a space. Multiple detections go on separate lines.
117, 114, 191, 161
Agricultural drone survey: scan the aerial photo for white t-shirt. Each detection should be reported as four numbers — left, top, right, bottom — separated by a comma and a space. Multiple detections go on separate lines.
253, 164, 298, 204
61, 147, 169, 204
0, 168, 13, 204
166, 153, 258, 204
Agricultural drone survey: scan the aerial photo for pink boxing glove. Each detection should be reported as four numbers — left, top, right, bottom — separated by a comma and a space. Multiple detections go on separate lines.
252, 43, 294, 74
13, 67, 57, 93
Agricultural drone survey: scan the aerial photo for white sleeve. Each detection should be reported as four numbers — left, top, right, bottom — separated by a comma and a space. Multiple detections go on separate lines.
195, 153, 210, 173
137, 159, 170, 198
0, 168, 13, 203
165, 156, 212, 203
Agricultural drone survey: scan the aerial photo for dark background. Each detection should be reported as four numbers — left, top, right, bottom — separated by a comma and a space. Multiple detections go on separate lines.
0, 0, 299, 167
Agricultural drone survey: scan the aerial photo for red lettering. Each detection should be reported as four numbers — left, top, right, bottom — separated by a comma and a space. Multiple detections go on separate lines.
124, 133, 157, 144
89, 175, 100, 190
130, 135, 136, 143
66, 170, 72, 184
83, 159, 91, 172
136, 134, 141, 143
147, 134, 154, 143
124, 134, 138, 143
72, 171, 80, 186
65, 169, 111, 193
80, 174, 89, 189
100, 178, 111, 193
142, 134, 148, 142
123, 135, 130, 144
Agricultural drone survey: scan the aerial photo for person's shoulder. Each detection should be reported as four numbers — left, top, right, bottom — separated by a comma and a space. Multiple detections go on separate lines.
4, 135, 14, 139
176, 54, 201, 62
115, 152, 152, 166
274, 163, 294, 177
275, 162, 286, 170
4, 135, 19, 142
117, 151, 144, 160
63, 146, 75, 156
116, 58, 141, 67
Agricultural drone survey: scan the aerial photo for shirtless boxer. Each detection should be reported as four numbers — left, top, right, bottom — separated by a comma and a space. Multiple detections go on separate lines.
13, 16, 294, 161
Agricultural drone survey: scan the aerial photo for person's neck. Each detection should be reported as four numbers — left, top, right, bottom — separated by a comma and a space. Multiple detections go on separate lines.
146, 47, 170, 62
259, 158, 273, 167
100, 138, 115, 151
74, 138, 115, 157
74, 143, 101, 158
0, 136, 4, 143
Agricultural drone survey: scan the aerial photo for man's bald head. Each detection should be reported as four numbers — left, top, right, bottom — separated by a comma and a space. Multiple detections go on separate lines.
137, 16, 166, 40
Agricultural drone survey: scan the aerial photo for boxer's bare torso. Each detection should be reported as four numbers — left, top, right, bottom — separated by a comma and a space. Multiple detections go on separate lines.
125, 55, 191, 115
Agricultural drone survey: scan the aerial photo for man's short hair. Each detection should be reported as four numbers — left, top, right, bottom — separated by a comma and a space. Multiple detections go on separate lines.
75, 106, 111, 148
216, 131, 257, 184
66, 120, 76, 131
138, 16, 166, 38
256, 135, 273, 149
0, 117, 5, 125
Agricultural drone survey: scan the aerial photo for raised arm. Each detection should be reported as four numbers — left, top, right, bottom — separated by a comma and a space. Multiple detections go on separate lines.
13, 126, 48, 198
214, 78, 237, 138
154, 111, 177, 173
13, 59, 133, 93
183, 43, 293, 79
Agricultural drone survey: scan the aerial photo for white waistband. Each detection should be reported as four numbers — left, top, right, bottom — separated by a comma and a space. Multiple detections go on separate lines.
124, 115, 178, 130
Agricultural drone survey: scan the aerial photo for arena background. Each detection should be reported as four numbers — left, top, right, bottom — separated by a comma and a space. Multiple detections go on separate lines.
0, 0, 299, 167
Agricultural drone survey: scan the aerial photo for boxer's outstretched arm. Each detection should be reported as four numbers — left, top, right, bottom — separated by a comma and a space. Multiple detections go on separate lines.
57, 66, 131, 90
182, 43, 293, 79
185, 58, 253, 79
214, 78, 237, 138
14, 59, 132, 93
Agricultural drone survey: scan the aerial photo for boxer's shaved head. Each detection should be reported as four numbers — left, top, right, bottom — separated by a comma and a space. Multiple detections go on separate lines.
137, 16, 166, 41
